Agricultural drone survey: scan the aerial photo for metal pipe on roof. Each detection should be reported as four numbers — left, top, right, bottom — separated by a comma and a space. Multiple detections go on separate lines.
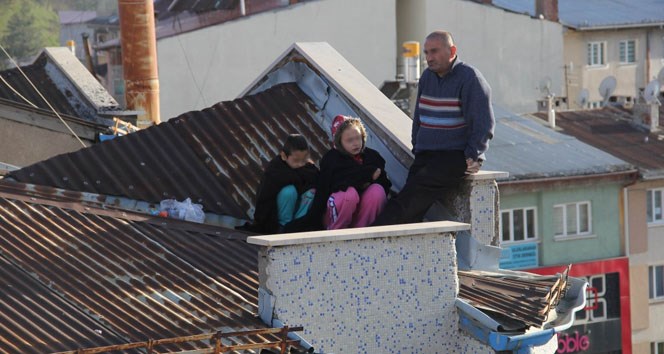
646, 29, 651, 86
118, 0, 161, 128
81, 33, 97, 79
499, 169, 639, 188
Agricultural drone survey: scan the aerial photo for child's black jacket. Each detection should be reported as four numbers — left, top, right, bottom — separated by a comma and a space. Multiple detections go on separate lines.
284, 147, 391, 232
251, 155, 318, 234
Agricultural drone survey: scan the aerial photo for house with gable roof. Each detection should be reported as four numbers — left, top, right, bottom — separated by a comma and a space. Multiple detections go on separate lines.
0, 47, 137, 168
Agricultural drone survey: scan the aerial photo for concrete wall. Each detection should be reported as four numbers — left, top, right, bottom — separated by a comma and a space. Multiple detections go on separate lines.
627, 179, 664, 351
157, 0, 397, 120
397, 0, 564, 114
634, 302, 664, 352
564, 28, 664, 108
0, 119, 90, 167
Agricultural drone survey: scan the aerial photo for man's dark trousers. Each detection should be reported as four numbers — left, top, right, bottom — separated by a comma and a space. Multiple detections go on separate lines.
373, 150, 466, 226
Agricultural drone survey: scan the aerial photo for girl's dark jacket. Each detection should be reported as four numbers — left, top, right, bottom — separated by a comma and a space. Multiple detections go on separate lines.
251, 155, 319, 234
284, 147, 391, 232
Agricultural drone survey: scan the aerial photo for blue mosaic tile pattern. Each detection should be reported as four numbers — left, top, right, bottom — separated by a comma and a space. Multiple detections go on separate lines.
259, 232, 492, 353
469, 180, 499, 246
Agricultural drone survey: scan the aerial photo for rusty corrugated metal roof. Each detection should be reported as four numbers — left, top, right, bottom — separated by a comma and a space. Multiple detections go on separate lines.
0, 255, 128, 354
0, 182, 281, 353
7, 83, 330, 219
533, 106, 664, 177
458, 267, 571, 330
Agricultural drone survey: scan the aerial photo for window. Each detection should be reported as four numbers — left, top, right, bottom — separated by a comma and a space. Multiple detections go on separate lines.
653, 341, 664, 354
647, 189, 664, 223
619, 40, 636, 64
553, 202, 591, 237
587, 42, 605, 66
500, 208, 537, 243
650, 265, 664, 300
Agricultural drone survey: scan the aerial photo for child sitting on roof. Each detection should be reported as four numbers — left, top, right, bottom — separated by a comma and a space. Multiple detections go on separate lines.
250, 134, 319, 234
293, 115, 391, 231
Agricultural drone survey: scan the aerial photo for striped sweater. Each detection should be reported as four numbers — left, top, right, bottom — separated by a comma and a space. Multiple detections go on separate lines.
412, 58, 495, 161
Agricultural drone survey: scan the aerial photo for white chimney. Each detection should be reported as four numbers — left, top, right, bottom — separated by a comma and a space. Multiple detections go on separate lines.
650, 101, 660, 133
402, 41, 421, 83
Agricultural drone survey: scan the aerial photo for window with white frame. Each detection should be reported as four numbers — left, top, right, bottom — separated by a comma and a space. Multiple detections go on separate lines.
619, 40, 636, 64
650, 265, 664, 300
553, 202, 591, 237
653, 341, 664, 354
647, 189, 664, 223
500, 207, 537, 243
587, 42, 605, 66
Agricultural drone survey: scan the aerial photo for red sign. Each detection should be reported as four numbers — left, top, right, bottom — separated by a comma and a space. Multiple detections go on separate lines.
557, 331, 590, 353
526, 257, 631, 354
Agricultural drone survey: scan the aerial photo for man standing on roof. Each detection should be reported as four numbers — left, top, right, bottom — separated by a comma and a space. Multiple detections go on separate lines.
374, 30, 495, 226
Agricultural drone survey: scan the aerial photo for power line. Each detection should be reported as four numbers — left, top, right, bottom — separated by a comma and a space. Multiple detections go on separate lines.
0, 44, 87, 148
0, 73, 39, 108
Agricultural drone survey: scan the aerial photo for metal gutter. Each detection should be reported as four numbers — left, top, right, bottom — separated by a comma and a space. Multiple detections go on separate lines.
498, 169, 639, 187
568, 21, 664, 31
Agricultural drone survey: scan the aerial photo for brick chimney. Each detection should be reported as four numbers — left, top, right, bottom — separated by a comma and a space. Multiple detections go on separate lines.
536, 0, 558, 22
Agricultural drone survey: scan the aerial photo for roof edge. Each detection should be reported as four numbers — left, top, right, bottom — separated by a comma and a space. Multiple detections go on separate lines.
567, 21, 664, 31
39, 47, 120, 111
240, 42, 414, 162
0, 180, 248, 234
498, 169, 639, 186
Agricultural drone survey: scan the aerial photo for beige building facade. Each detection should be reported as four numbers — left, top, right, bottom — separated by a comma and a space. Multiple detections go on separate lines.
627, 179, 664, 353
564, 27, 664, 108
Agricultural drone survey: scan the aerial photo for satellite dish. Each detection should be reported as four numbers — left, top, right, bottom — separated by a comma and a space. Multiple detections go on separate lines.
644, 80, 660, 104
539, 76, 552, 96
577, 88, 589, 108
599, 76, 617, 106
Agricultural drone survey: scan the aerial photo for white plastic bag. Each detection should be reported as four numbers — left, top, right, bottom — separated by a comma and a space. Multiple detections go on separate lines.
159, 198, 205, 223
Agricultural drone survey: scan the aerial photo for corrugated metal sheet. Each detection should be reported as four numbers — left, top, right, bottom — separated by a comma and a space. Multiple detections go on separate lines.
8, 83, 331, 219
150, 0, 304, 40
0, 55, 80, 117
458, 267, 570, 329
491, 0, 664, 28
532, 106, 664, 178
166, 0, 238, 13
0, 182, 280, 353
0, 255, 128, 354
482, 106, 633, 181
58, 11, 98, 25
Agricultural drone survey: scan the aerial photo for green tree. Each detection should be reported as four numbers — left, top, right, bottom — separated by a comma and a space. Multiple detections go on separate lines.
0, 0, 59, 69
